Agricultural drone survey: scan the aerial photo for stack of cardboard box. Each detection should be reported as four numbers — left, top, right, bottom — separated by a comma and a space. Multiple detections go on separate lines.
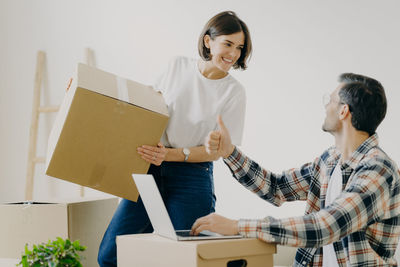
0, 198, 118, 267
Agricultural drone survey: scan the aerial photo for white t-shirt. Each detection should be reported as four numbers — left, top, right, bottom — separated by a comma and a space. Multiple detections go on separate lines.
322, 163, 342, 267
153, 56, 246, 148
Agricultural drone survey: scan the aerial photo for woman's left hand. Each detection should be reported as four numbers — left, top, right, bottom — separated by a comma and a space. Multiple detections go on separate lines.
137, 142, 167, 166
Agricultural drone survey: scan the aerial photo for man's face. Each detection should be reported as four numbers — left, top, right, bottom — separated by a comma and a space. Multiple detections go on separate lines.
322, 85, 344, 134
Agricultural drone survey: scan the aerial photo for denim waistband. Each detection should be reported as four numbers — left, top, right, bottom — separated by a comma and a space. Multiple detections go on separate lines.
161, 161, 213, 168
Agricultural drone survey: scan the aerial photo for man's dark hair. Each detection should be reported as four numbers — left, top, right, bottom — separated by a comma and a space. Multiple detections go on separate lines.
198, 11, 252, 70
338, 73, 387, 135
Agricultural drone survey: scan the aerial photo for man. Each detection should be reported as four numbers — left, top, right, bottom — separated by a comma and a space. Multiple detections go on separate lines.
191, 73, 400, 266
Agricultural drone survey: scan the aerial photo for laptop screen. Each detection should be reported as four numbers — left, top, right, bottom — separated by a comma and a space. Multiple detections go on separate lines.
132, 174, 178, 240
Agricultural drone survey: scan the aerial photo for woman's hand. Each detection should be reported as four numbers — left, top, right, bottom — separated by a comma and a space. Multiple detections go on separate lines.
137, 142, 167, 166
66, 78, 73, 91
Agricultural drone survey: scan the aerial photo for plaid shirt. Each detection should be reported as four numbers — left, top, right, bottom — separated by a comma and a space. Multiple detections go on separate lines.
224, 134, 400, 266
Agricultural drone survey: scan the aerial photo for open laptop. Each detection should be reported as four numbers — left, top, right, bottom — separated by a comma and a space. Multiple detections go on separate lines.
132, 174, 243, 241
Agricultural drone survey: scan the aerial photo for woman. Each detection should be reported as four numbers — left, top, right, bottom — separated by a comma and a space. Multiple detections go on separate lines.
98, 11, 252, 267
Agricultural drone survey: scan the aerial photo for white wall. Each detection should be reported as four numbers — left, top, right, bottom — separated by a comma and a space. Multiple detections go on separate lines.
1, 0, 399, 223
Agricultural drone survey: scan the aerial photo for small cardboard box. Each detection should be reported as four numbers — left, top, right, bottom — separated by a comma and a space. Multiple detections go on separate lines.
46, 63, 169, 202
0, 197, 118, 267
117, 234, 276, 267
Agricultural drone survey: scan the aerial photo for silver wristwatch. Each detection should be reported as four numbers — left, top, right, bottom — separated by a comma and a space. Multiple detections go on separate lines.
183, 148, 190, 162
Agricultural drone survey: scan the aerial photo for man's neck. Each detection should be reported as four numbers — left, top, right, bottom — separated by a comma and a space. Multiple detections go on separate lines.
334, 129, 370, 163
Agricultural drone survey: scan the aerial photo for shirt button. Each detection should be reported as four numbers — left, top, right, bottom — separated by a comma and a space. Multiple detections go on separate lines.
302, 261, 307, 265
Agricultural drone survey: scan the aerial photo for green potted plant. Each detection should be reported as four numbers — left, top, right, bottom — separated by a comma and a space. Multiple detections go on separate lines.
18, 237, 86, 267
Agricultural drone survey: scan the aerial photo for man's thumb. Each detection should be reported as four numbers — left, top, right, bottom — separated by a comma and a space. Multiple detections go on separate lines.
217, 115, 227, 132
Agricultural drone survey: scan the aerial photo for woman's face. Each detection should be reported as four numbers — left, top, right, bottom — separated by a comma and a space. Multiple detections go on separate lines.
204, 31, 245, 73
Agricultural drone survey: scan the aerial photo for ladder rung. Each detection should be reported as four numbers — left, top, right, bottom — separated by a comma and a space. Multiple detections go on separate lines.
33, 157, 45, 163
38, 106, 59, 113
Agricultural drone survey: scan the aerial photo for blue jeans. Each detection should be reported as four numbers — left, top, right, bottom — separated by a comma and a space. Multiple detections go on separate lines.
97, 162, 215, 267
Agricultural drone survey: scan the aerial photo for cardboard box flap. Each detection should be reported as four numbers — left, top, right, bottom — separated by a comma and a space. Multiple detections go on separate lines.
196, 239, 276, 260
5, 197, 118, 206
77, 63, 168, 116
5, 201, 57, 205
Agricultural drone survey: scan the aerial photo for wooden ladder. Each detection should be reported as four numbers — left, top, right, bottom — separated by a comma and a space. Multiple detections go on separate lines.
25, 49, 96, 200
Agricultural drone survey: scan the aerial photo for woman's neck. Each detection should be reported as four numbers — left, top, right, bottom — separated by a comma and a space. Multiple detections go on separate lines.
198, 59, 228, 80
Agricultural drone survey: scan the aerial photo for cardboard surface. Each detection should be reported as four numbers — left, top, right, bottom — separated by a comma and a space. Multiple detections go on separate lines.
117, 233, 276, 267
0, 197, 118, 267
46, 63, 169, 202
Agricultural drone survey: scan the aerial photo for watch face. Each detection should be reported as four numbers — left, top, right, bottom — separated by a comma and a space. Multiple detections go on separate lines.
183, 148, 190, 156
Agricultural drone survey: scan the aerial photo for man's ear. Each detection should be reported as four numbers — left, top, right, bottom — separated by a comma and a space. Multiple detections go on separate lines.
339, 104, 350, 120
204, 35, 211, 49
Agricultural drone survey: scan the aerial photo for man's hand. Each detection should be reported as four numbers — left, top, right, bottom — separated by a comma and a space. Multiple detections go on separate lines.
190, 213, 239, 236
205, 115, 235, 159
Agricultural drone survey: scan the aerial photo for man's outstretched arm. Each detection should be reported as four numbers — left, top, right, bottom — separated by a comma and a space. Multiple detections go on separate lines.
206, 116, 317, 206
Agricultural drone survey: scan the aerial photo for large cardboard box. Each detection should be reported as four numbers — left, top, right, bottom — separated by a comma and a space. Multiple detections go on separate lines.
46, 63, 169, 202
0, 197, 118, 267
117, 234, 276, 267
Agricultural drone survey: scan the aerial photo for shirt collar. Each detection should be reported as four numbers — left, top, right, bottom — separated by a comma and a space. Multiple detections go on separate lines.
340, 133, 379, 170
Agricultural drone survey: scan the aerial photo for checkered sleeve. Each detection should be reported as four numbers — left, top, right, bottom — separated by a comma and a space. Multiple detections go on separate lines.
238, 158, 397, 248
224, 147, 316, 206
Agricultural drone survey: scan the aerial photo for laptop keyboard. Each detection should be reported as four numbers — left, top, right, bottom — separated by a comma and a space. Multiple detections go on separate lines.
176, 230, 209, 237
